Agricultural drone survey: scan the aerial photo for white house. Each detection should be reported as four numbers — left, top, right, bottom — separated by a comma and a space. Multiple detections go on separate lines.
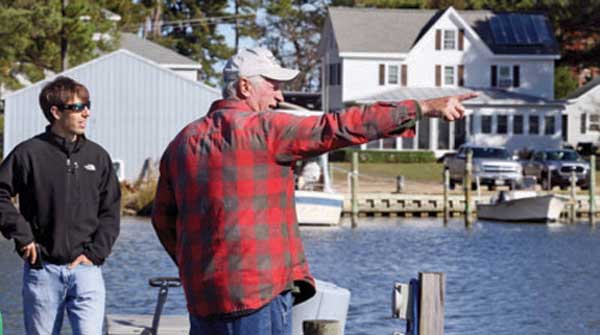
564, 77, 600, 147
118, 33, 203, 82
319, 6, 564, 154
3, 50, 220, 181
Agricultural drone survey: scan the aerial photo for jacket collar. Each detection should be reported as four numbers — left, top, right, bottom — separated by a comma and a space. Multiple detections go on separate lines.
43, 125, 86, 156
208, 99, 254, 116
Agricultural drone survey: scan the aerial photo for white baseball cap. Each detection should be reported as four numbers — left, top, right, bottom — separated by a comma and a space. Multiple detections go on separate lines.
223, 47, 299, 82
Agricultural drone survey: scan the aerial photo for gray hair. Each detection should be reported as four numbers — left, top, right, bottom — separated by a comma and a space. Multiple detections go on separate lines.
222, 76, 265, 99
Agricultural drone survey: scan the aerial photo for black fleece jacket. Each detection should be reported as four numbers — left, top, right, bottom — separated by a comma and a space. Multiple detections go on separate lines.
0, 128, 121, 265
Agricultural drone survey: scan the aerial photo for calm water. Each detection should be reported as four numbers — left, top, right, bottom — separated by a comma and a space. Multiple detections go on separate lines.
2, 217, 600, 335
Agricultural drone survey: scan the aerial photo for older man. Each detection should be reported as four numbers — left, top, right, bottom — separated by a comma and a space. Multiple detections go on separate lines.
152, 47, 476, 335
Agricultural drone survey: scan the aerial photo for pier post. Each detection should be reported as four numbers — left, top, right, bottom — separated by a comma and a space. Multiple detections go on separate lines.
464, 150, 473, 227
419, 272, 445, 335
570, 170, 577, 224
590, 155, 596, 226
303, 320, 341, 335
443, 168, 449, 226
351, 152, 359, 228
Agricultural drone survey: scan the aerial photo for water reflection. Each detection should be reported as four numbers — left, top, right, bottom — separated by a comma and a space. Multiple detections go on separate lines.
2, 217, 600, 335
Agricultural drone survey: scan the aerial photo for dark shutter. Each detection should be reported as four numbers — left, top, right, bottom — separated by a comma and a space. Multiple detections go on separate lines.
435, 65, 441, 87
491, 65, 497, 87
458, 29, 465, 51
513, 65, 520, 87
458, 65, 464, 87
435, 30, 441, 50
379, 64, 385, 85
401, 64, 407, 86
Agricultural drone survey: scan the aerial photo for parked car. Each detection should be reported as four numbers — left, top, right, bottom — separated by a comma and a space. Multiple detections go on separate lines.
445, 145, 523, 190
522, 149, 590, 190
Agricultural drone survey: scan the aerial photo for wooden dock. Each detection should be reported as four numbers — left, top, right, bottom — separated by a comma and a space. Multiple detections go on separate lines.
341, 193, 600, 219
105, 314, 188, 335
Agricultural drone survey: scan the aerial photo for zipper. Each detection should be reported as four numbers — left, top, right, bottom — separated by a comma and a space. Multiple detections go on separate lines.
65, 155, 72, 258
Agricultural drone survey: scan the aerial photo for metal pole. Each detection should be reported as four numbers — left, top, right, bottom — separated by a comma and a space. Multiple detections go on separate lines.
351, 152, 359, 228
570, 170, 577, 224
443, 168, 449, 226
465, 150, 473, 227
590, 155, 596, 226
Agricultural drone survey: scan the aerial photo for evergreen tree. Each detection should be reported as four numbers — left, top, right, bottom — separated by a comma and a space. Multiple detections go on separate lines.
153, 0, 234, 85
261, 0, 327, 91
0, 0, 117, 90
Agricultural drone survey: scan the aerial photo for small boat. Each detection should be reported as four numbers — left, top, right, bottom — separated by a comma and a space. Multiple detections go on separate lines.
295, 190, 344, 226
477, 190, 568, 222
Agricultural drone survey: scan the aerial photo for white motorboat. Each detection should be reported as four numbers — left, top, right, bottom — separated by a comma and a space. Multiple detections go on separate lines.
477, 190, 568, 222
295, 190, 344, 226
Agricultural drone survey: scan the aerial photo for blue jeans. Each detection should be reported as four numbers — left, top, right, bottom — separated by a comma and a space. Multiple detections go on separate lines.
22, 261, 105, 335
189, 291, 294, 335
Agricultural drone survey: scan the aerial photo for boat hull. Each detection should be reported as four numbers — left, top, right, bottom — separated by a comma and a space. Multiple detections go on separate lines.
476, 194, 567, 222
295, 191, 344, 226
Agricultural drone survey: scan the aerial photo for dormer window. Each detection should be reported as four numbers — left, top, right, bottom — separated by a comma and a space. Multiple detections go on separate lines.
491, 65, 521, 88
498, 66, 511, 88
443, 30, 456, 49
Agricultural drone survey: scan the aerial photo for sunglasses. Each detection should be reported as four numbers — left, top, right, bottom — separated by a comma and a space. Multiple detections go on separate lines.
57, 101, 91, 112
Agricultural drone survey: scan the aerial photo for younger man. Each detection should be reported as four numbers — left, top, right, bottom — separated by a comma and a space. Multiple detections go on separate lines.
0, 76, 121, 335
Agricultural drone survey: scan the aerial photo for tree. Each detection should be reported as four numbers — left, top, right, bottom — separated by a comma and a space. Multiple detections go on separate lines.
149, 1, 234, 85
261, 0, 328, 91
0, 0, 117, 90
555, 65, 578, 99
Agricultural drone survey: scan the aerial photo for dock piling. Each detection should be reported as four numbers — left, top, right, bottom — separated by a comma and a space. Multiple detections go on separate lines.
570, 170, 577, 224
419, 272, 446, 335
351, 152, 359, 228
464, 150, 473, 227
590, 155, 596, 226
443, 168, 449, 226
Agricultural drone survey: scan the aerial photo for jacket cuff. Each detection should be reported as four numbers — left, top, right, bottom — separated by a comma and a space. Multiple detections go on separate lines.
83, 249, 103, 265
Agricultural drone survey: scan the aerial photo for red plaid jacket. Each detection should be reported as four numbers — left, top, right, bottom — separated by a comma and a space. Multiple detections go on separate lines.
152, 99, 420, 317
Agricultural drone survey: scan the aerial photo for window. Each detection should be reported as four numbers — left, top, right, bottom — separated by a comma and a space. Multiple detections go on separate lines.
388, 65, 399, 84
545, 116, 555, 135
382, 138, 396, 149
329, 63, 341, 86
514, 115, 523, 134
498, 66, 511, 88
481, 115, 492, 134
581, 113, 587, 134
444, 66, 454, 85
590, 113, 600, 132
443, 30, 456, 49
468, 115, 474, 135
529, 115, 539, 135
497, 115, 508, 134
379, 64, 385, 86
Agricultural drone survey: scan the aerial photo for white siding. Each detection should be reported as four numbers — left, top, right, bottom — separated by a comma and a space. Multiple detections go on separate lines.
4, 50, 220, 181
565, 85, 600, 146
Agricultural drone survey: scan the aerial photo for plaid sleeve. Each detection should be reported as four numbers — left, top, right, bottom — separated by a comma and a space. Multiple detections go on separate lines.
151, 149, 179, 265
266, 100, 421, 163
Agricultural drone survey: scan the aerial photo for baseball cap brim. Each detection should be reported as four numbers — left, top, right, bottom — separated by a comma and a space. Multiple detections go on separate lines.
261, 67, 299, 82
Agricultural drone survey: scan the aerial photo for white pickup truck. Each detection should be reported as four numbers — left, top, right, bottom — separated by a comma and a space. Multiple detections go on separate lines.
445, 145, 523, 190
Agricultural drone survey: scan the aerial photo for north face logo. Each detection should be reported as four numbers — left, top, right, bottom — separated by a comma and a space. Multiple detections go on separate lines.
84, 164, 96, 171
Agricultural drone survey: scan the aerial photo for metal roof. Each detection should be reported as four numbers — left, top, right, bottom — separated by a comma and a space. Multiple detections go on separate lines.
355, 86, 563, 106
119, 33, 200, 67
566, 76, 600, 100
328, 6, 560, 55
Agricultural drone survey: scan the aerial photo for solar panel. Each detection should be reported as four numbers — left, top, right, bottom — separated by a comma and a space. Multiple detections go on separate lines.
510, 14, 527, 44
532, 15, 552, 43
489, 13, 553, 45
490, 16, 507, 44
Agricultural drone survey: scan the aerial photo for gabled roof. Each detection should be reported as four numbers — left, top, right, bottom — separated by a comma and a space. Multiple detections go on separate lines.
3, 49, 217, 99
327, 6, 559, 55
566, 77, 600, 100
119, 33, 200, 67
355, 87, 563, 106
